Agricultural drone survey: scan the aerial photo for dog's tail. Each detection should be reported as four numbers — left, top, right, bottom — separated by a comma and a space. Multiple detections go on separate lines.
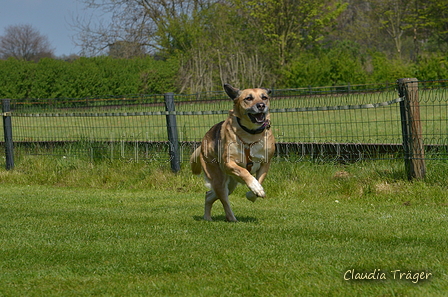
190, 146, 202, 175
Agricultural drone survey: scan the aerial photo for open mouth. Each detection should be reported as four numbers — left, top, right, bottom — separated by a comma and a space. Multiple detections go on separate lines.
248, 112, 266, 123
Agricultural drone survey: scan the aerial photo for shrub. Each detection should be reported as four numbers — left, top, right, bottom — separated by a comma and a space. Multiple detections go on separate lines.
0, 56, 179, 100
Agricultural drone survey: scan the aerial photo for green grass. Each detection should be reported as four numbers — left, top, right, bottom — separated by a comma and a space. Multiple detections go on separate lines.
0, 157, 447, 296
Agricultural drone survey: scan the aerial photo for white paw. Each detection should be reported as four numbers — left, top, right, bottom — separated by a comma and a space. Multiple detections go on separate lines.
246, 191, 258, 202
248, 177, 265, 198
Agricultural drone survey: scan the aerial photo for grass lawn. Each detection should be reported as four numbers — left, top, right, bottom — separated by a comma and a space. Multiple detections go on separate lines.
0, 158, 447, 296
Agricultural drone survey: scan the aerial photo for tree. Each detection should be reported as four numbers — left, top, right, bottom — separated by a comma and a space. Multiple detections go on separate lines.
331, 0, 448, 61
71, 0, 448, 91
0, 24, 54, 61
414, 0, 448, 53
235, 0, 347, 67
370, 0, 412, 59
331, 0, 384, 55
108, 41, 146, 58
174, 2, 271, 92
74, 0, 258, 92
73, 0, 216, 57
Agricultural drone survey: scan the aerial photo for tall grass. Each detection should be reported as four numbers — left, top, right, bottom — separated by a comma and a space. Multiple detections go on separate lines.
0, 156, 447, 295
3, 153, 448, 195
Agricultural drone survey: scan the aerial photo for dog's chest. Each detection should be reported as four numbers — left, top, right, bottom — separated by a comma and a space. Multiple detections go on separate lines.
230, 140, 266, 173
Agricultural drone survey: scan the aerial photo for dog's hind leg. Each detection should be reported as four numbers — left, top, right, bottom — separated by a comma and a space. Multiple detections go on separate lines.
204, 190, 218, 221
219, 179, 238, 222
219, 194, 237, 222
204, 178, 238, 222
204, 189, 237, 222
208, 179, 238, 222
227, 177, 238, 195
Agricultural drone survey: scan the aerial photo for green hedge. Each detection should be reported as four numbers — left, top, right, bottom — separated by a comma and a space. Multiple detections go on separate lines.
0, 52, 446, 100
0, 56, 179, 100
282, 42, 448, 88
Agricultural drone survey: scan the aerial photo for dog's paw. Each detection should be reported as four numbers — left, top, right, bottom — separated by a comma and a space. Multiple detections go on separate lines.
246, 191, 258, 202
248, 177, 266, 198
226, 215, 238, 222
203, 215, 213, 222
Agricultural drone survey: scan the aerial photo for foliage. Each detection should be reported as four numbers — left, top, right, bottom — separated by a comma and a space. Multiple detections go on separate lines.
416, 55, 448, 81
0, 56, 179, 99
368, 52, 417, 83
0, 58, 35, 99
237, 0, 347, 66
1, 1, 448, 95
283, 42, 368, 87
2, 1, 448, 96
65, 0, 448, 92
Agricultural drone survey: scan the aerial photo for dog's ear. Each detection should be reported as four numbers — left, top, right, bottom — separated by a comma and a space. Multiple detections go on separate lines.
262, 88, 272, 95
224, 84, 241, 100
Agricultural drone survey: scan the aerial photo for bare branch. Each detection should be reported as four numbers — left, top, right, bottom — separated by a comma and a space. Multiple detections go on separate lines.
71, 0, 218, 57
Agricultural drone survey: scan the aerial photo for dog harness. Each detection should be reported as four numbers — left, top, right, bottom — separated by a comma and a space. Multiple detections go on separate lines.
235, 117, 270, 172
244, 146, 254, 172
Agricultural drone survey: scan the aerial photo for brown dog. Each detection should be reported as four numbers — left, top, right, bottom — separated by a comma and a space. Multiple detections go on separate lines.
190, 84, 275, 222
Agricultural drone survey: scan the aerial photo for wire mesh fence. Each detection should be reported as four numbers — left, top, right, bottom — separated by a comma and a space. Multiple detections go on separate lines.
1, 80, 448, 169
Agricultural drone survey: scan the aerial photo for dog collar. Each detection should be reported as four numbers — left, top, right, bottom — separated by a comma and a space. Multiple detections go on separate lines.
236, 117, 270, 135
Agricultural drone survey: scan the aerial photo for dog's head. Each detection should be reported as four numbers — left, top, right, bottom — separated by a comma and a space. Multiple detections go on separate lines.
224, 84, 271, 131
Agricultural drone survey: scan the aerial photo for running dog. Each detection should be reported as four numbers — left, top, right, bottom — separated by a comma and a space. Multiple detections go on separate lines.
190, 84, 275, 222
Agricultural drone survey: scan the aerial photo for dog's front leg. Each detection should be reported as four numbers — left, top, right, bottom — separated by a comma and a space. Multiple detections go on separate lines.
245, 162, 271, 202
224, 161, 266, 198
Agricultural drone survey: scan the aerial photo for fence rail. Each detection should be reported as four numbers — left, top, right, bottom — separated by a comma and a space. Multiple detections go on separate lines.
2, 79, 448, 179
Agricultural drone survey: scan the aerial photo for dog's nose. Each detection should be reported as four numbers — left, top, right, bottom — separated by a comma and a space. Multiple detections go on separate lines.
256, 102, 266, 111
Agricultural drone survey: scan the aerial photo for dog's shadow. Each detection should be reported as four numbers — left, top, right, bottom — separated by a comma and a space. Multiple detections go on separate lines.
193, 215, 258, 223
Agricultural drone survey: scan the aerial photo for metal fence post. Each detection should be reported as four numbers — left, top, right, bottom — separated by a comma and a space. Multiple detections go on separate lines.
164, 92, 181, 173
2, 99, 14, 170
397, 78, 426, 179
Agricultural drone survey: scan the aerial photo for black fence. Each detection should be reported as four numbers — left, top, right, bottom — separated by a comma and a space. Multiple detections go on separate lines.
2, 79, 448, 179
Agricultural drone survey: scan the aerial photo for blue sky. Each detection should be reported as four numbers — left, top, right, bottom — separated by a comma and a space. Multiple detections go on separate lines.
0, 0, 100, 57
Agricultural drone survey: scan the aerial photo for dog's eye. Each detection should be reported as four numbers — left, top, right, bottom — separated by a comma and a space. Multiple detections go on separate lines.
245, 96, 254, 101
261, 95, 269, 100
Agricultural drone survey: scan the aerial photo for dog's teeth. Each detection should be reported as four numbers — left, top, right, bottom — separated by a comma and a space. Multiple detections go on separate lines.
251, 113, 265, 123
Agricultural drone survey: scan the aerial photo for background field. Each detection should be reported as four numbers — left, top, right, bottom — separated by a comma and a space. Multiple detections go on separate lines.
2, 89, 407, 143
5, 87, 447, 144
4, 86, 447, 167
0, 157, 447, 296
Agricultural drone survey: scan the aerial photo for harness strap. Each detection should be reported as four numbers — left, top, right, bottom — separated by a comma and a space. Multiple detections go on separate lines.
245, 147, 253, 172
235, 132, 257, 172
